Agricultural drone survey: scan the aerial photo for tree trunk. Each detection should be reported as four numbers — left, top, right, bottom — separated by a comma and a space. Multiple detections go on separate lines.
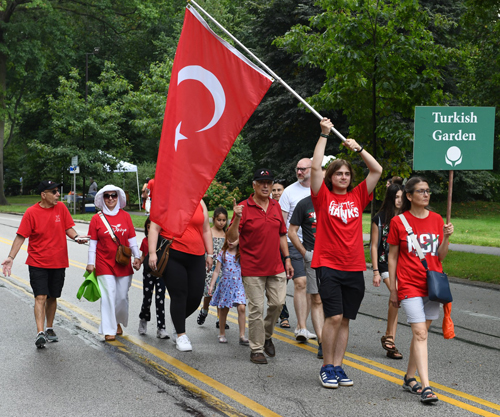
0, 40, 10, 205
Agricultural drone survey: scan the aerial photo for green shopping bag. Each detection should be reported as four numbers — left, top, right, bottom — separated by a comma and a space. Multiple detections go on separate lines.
77, 270, 101, 302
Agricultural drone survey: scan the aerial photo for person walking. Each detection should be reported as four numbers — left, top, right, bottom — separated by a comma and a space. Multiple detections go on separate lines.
280, 158, 317, 342
312, 118, 382, 388
388, 176, 454, 403
198, 207, 228, 327
1, 180, 87, 348
148, 200, 213, 352
137, 217, 169, 339
371, 183, 405, 359
208, 236, 248, 345
226, 168, 293, 364
86, 185, 141, 341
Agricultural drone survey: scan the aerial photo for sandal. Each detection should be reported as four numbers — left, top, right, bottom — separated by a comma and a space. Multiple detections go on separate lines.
420, 386, 438, 403
381, 335, 397, 352
239, 336, 249, 346
105, 335, 116, 341
116, 324, 123, 335
280, 318, 291, 328
386, 349, 403, 360
402, 374, 422, 395
218, 335, 227, 344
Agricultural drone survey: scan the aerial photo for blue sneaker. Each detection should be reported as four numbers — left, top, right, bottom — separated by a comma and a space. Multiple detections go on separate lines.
334, 366, 353, 386
319, 365, 338, 388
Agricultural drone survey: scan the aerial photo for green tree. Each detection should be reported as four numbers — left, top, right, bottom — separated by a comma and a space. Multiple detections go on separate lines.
276, 0, 455, 202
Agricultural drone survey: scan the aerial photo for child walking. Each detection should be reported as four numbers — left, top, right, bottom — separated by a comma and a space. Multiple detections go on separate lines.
208, 237, 248, 345
197, 207, 227, 327
137, 217, 168, 339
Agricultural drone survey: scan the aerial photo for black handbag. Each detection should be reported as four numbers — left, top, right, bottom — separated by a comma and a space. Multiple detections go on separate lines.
398, 214, 453, 304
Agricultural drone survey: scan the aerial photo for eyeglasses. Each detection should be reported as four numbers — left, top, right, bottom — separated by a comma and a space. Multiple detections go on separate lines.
296, 167, 311, 172
103, 193, 118, 199
414, 189, 432, 195
44, 189, 59, 195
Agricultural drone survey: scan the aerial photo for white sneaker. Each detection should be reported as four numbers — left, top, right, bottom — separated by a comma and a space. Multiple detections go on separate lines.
138, 319, 147, 335
156, 328, 170, 339
306, 330, 317, 339
295, 328, 309, 342
176, 334, 192, 352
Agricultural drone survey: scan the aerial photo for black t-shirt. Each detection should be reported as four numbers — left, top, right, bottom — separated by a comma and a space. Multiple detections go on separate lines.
372, 212, 390, 273
290, 196, 316, 252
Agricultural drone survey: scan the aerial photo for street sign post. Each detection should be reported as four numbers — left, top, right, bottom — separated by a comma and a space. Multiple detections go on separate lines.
69, 158, 80, 215
414, 106, 496, 222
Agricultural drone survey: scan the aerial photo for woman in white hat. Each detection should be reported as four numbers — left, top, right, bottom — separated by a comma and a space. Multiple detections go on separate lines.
86, 185, 141, 341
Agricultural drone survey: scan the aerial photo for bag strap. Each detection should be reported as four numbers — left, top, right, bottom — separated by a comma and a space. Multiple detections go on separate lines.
398, 213, 429, 271
98, 211, 121, 245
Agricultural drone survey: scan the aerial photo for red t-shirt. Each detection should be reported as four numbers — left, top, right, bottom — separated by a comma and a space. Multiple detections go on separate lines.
311, 181, 372, 271
237, 194, 287, 277
161, 203, 205, 256
88, 210, 136, 277
387, 211, 445, 301
17, 202, 75, 269
147, 179, 155, 199
140, 237, 148, 256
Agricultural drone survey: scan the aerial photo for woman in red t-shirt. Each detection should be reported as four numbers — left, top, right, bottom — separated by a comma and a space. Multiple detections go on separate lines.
387, 177, 454, 403
312, 117, 382, 389
86, 185, 141, 341
148, 200, 213, 352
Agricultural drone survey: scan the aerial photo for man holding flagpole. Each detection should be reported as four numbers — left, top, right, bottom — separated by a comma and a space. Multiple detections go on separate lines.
227, 169, 293, 364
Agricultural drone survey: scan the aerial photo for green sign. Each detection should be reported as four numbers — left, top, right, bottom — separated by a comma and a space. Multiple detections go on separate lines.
414, 106, 495, 170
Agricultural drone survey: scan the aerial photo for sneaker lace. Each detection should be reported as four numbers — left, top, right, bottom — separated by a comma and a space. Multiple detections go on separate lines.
335, 367, 348, 379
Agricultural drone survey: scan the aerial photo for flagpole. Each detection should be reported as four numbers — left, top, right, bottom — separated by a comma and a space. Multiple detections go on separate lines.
188, 0, 347, 142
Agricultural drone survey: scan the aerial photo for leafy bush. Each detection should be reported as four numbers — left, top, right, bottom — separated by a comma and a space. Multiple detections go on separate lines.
204, 180, 242, 211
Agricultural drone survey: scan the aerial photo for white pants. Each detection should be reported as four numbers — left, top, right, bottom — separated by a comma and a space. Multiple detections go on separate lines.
97, 274, 132, 335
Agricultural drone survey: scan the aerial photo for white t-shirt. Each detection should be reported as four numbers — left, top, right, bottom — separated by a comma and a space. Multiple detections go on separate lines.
280, 181, 311, 241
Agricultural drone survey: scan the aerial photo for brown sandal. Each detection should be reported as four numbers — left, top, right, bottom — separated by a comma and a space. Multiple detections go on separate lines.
116, 324, 123, 335
105, 335, 116, 341
386, 349, 403, 359
381, 335, 397, 352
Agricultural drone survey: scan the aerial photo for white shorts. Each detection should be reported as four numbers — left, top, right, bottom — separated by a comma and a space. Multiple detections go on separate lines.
400, 296, 440, 324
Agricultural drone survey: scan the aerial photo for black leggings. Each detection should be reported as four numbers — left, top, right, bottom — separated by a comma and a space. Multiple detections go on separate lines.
163, 248, 205, 334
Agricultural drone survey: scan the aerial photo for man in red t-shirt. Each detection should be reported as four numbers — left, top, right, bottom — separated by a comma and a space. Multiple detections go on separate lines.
227, 168, 294, 364
1, 180, 87, 349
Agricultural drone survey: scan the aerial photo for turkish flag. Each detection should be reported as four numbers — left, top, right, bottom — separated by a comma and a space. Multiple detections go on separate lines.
151, 5, 273, 238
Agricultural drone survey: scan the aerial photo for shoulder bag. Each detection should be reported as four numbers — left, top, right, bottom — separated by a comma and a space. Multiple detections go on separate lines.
98, 211, 132, 266
149, 236, 173, 278
398, 214, 453, 304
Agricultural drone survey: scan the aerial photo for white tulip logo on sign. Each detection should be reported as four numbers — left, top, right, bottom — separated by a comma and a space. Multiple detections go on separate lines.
414, 106, 495, 171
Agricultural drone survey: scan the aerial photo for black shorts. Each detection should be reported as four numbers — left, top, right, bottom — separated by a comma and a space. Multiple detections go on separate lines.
316, 267, 365, 319
29, 266, 66, 298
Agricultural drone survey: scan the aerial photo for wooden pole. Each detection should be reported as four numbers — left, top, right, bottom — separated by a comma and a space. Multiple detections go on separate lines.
446, 170, 454, 224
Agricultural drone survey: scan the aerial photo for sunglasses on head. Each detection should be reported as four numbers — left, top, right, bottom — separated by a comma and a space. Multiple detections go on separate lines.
44, 189, 59, 195
103, 193, 118, 199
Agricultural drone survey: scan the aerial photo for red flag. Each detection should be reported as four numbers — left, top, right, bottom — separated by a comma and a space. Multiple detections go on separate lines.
151, 5, 273, 237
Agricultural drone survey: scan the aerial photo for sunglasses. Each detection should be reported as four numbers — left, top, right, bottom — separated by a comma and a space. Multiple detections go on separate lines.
44, 189, 59, 195
103, 193, 118, 199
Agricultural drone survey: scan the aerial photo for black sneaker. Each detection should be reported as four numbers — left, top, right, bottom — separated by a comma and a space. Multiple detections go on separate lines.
317, 342, 323, 359
197, 310, 208, 325
35, 332, 47, 349
45, 328, 59, 342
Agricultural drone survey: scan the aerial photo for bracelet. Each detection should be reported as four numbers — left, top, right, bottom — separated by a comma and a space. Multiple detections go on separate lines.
355, 145, 364, 153
8, 255, 14, 260
74, 234, 79, 240
373, 269, 378, 271
284, 256, 291, 260
320, 133, 329, 138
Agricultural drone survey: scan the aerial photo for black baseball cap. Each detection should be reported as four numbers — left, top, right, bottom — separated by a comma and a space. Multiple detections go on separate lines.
37, 180, 62, 194
253, 168, 274, 182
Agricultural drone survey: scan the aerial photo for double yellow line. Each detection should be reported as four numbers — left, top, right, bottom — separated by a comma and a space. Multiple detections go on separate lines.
1, 239, 500, 417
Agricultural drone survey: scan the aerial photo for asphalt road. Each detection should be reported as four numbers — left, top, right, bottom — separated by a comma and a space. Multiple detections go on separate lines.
0, 213, 499, 417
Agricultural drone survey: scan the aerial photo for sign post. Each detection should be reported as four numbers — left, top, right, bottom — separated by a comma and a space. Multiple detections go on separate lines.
414, 106, 495, 222
70, 156, 79, 216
